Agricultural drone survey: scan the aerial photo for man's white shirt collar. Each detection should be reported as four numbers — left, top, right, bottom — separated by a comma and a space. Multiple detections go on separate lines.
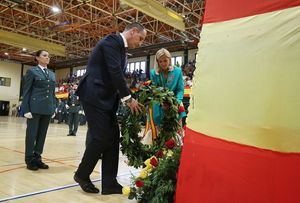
120, 33, 128, 48
119, 33, 131, 102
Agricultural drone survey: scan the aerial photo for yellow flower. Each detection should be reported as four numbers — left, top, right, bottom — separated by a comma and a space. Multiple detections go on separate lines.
144, 158, 151, 167
122, 186, 131, 196
167, 150, 174, 157
145, 165, 153, 173
139, 170, 148, 179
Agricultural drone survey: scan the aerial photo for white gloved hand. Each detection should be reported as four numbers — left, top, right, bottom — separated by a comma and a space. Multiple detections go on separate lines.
51, 113, 55, 118
24, 112, 33, 119
65, 104, 70, 109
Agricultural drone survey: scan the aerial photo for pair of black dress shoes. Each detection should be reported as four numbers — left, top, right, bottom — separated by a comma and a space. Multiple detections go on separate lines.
73, 174, 123, 195
27, 159, 49, 171
67, 133, 76, 136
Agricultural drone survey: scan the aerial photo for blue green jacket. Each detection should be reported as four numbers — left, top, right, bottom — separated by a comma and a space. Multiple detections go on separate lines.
150, 66, 186, 125
22, 66, 56, 115
67, 92, 81, 113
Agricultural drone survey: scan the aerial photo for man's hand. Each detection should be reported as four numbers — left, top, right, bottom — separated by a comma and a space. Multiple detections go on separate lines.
65, 104, 70, 109
24, 112, 33, 119
126, 98, 143, 115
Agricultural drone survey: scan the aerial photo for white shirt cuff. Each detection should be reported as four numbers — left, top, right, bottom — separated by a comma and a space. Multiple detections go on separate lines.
121, 95, 131, 103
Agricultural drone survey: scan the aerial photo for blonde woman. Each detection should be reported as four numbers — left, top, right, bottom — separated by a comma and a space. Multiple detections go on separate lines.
150, 48, 186, 127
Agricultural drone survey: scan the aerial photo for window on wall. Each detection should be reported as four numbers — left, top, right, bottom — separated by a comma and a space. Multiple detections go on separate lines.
126, 61, 146, 73
171, 56, 183, 67
0, 77, 11, 87
76, 69, 86, 77
130, 63, 135, 72
140, 61, 146, 73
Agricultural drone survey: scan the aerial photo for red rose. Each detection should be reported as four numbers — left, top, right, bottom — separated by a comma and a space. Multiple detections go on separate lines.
135, 180, 145, 187
165, 139, 176, 149
155, 150, 163, 158
178, 106, 185, 113
150, 157, 159, 167
143, 80, 152, 86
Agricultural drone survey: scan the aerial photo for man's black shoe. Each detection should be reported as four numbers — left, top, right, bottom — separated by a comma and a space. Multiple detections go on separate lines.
68, 133, 75, 136
101, 183, 123, 195
74, 174, 99, 193
36, 160, 49, 169
26, 163, 39, 171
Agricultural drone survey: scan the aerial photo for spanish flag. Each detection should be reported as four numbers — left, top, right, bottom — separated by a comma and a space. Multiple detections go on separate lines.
176, 0, 300, 202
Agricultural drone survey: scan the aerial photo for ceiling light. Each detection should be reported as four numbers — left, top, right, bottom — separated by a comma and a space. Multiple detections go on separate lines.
22, 48, 27, 51
4, 52, 9, 55
51, 6, 61, 13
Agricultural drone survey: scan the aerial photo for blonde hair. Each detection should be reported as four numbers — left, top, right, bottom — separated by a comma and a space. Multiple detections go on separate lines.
154, 48, 172, 72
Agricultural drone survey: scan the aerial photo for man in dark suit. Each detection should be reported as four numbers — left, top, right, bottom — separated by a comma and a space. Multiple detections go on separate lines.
66, 89, 81, 136
22, 50, 56, 170
74, 22, 146, 194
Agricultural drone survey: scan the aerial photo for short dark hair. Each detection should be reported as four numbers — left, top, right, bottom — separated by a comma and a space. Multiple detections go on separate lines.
34, 50, 48, 62
124, 22, 145, 32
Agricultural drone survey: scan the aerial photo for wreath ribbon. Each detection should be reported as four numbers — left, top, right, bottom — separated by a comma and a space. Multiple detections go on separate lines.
143, 106, 157, 141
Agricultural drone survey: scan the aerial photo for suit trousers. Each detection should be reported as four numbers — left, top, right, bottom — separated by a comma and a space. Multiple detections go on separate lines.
76, 101, 120, 188
68, 112, 79, 134
25, 113, 51, 163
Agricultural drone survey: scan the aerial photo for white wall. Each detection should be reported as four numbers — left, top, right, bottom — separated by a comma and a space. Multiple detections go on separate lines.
171, 51, 184, 57
0, 61, 22, 114
149, 50, 185, 71
149, 55, 156, 70
149, 49, 197, 70
23, 64, 33, 76
55, 68, 70, 81
188, 49, 198, 61
128, 56, 147, 63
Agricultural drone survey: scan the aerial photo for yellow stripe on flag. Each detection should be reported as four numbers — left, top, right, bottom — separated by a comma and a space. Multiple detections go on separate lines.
188, 6, 300, 153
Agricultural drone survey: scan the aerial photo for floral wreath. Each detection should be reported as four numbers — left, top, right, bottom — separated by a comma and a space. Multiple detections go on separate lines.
120, 81, 185, 202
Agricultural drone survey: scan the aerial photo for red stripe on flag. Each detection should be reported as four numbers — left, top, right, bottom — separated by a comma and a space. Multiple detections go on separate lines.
175, 128, 300, 203
203, 0, 300, 23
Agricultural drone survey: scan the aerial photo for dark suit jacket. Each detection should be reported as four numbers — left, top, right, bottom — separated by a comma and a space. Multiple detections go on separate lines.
76, 33, 130, 111
22, 66, 56, 115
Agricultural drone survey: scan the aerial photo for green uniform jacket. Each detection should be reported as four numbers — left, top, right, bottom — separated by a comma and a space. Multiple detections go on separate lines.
22, 66, 56, 115
67, 93, 81, 113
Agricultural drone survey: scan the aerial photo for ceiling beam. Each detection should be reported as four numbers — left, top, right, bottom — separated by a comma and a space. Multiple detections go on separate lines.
0, 29, 66, 56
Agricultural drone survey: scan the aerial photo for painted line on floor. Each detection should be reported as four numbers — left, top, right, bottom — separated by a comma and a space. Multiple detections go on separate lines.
0, 171, 139, 202
0, 146, 25, 155
0, 162, 24, 167
0, 146, 82, 171
0, 156, 80, 170
0, 166, 26, 174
